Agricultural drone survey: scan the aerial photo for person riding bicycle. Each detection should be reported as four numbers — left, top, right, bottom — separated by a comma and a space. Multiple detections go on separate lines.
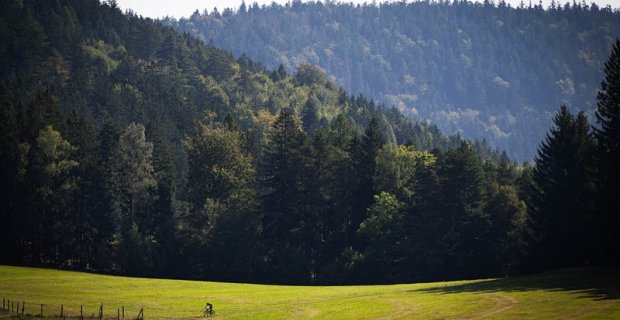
204, 302, 214, 316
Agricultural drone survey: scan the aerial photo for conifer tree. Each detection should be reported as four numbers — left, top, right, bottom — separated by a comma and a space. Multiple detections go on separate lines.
529, 106, 593, 270
301, 95, 320, 135
594, 39, 620, 265
65, 111, 109, 268
111, 123, 157, 275
350, 117, 387, 245
259, 106, 309, 282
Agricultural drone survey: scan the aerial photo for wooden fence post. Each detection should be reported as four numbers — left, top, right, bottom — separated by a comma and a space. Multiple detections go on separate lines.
117, 308, 120, 320
122, 306, 124, 319
61, 304, 64, 318
16, 302, 19, 314
99, 303, 103, 320
41, 304, 43, 317
21, 301, 24, 315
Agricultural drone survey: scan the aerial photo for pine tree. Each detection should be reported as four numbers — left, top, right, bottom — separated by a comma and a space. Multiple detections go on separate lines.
146, 123, 177, 275
593, 39, 620, 265
259, 106, 309, 283
65, 111, 111, 268
111, 123, 157, 275
437, 141, 488, 278
528, 106, 593, 270
112, 123, 156, 226
301, 95, 320, 135
350, 117, 387, 246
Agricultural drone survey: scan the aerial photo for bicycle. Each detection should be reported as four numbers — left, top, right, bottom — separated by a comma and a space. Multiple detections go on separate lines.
203, 303, 215, 317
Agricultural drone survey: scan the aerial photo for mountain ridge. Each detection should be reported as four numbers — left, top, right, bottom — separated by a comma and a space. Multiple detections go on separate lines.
166, 0, 620, 161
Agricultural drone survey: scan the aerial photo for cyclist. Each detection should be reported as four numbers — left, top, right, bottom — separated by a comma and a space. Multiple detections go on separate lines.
204, 302, 214, 316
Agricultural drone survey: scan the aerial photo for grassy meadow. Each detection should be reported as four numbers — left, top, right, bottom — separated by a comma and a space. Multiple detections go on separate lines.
1, 265, 619, 319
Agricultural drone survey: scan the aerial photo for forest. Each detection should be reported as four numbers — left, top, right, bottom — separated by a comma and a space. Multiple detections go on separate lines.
0, 0, 619, 285
166, 0, 620, 161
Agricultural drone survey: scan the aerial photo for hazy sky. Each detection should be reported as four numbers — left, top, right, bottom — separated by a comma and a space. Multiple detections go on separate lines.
115, 0, 620, 19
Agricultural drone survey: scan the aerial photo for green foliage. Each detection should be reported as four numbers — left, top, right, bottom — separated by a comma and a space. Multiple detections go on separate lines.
356, 192, 405, 282
184, 122, 255, 212
35, 125, 78, 180
168, 2, 620, 161
4, 0, 616, 285
593, 39, 620, 266
374, 144, 436, 201
112, 123, 156, 215
182, 120, 258, 280
528, 106, 594, 271
294, 64, 326, 87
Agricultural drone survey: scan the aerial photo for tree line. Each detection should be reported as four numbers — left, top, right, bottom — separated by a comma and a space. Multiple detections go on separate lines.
0, 0, 619, 284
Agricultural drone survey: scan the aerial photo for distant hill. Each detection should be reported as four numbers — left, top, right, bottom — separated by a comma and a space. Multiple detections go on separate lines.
5, 0, 487, 161
0, 0, 475, 189
166, 0, 620, 161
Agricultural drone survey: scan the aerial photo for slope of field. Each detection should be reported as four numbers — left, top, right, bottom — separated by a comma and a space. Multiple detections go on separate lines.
1, 265, 619, 319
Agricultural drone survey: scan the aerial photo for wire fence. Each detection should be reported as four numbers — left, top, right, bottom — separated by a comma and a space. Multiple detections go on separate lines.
1, 298, 144, 319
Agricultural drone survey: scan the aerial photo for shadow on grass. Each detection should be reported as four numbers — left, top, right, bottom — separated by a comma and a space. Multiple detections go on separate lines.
411, 268, 620, 301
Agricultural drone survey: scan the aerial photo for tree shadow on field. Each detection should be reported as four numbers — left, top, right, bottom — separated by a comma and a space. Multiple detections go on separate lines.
411, 268, 620, 301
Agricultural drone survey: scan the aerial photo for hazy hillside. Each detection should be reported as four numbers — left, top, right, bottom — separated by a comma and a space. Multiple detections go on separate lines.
167, 0, 620, 161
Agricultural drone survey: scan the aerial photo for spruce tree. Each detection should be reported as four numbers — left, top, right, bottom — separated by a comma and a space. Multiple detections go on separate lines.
594, 39, 620, 265
259, 106, 309, 283
529, 106, 593, 270
437, 141, 487, 278
65, 111, 109, 268
350, 117, 386, 247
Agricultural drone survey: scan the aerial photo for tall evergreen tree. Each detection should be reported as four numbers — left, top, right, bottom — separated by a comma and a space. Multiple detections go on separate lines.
301, 95, 320, 135
593, 39, 620, 266
528, 106, 593, 271
350, 117, 387, 246
65, 111, 112, 268
146, 123, 177, 275
111, 122, 157, 275
437, 142, 488, 278
259, 106, 308, 283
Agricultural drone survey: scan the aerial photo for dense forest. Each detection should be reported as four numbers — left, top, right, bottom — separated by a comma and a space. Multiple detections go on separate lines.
166, 0, 620, 161
1, 0, 619, 285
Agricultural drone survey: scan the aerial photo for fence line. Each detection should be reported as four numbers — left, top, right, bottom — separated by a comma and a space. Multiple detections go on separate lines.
1, 297, 144, 320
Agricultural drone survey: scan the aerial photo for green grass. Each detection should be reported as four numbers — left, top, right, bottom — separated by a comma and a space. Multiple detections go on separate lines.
1, 265, 619, 319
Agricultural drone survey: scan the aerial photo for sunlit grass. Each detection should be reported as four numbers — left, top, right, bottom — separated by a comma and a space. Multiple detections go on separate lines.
1, 265, 619, 319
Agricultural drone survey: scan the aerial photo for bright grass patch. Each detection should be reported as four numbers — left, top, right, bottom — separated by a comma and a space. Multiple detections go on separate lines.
1, 266, 619, 319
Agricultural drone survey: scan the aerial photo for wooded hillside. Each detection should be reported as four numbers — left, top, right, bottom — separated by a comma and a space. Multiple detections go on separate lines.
167, 0, 620, 161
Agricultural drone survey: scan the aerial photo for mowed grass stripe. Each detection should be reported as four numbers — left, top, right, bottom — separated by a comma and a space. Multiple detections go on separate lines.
1, 265, 619, 319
